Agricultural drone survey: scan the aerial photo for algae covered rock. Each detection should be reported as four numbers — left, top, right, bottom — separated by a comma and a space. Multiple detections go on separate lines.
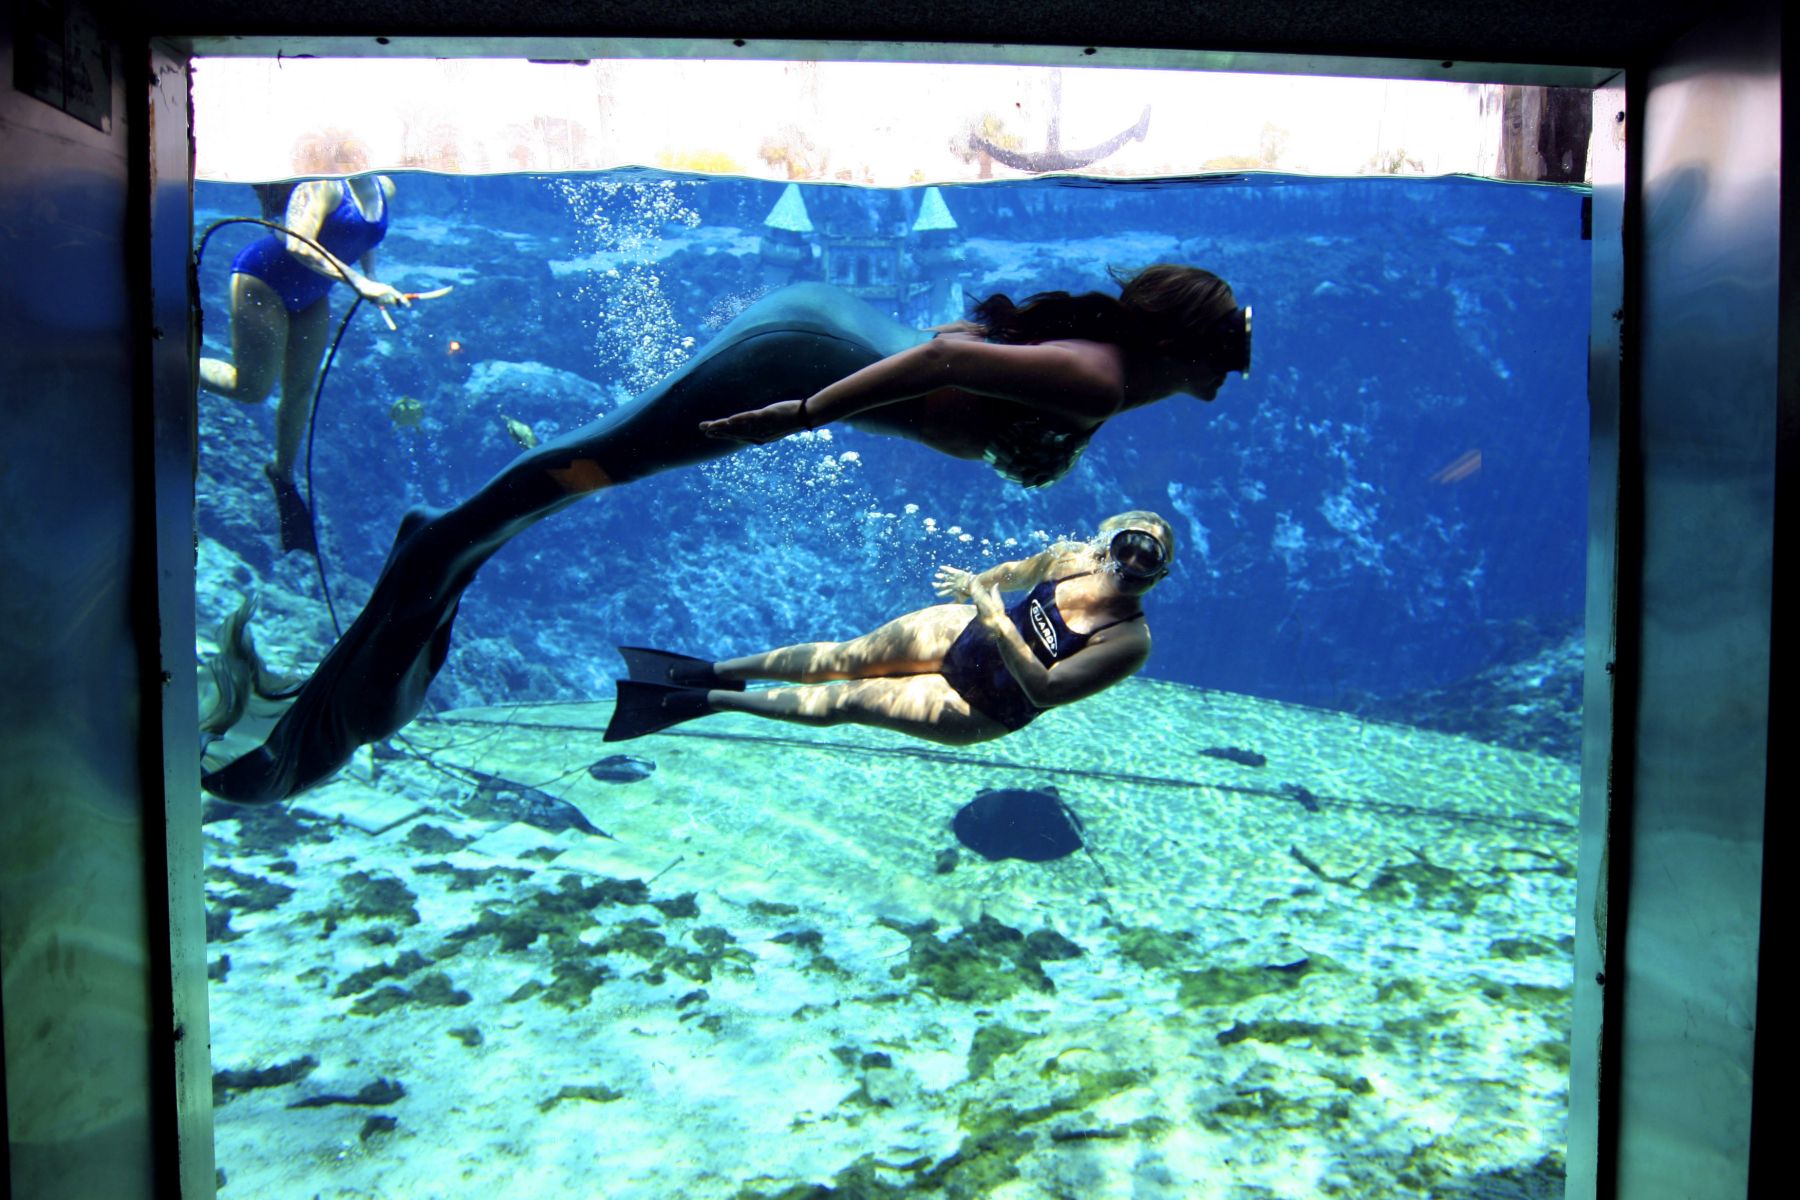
880, 915, 1084, 1004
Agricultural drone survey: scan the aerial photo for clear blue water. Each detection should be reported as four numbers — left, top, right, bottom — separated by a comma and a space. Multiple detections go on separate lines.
194, 169, 1587, 1197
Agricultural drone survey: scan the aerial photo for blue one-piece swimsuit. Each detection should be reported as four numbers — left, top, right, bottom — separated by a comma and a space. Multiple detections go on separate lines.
940, 572, 1142, 731
231, 182, 390, 312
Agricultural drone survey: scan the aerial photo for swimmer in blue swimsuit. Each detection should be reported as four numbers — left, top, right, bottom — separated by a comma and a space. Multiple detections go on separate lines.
204, 267, 1245, 802
199, 133, 410, 554
602, 511, 1175, 745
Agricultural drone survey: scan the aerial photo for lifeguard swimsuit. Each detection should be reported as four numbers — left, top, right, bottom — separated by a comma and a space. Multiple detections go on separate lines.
940, 572, 1143, 731
231, 182, 390, 312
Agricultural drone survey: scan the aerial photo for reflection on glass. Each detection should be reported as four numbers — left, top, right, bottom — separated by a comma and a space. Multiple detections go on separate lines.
195, 162, 1587, 1197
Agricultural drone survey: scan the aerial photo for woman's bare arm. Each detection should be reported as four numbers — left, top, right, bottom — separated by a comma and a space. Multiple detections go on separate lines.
970, 580, 1150, 708
701, 337, 1127, 443
281, 181, 406, 306
933, 549, 1062, 601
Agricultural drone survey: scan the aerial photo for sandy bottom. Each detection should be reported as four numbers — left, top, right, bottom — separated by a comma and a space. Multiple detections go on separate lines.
205, 678, 1576, 1199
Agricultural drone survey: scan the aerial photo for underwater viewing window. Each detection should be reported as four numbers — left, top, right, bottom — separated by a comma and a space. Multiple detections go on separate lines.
188, 52, 1596, 1198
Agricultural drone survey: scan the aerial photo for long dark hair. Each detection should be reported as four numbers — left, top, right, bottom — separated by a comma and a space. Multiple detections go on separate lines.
971, 264, 1238, 354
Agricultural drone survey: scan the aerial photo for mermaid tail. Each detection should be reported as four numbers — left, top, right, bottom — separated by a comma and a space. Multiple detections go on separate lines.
203, 507, 460, 802
200, 285, 922, 803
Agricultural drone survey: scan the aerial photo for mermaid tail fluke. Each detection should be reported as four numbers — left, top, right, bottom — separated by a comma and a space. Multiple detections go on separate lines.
201, 507, 463, 803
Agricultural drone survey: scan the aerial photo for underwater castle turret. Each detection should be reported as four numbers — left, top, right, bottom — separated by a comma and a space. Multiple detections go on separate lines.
756, 181, 968, 324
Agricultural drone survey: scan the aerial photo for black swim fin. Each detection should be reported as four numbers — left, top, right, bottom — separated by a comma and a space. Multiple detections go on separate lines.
265, 464, 319, 557
617, 646, 745, 692
604, 681, 717, 742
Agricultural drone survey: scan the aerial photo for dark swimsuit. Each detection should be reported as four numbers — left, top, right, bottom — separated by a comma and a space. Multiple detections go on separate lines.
940, 572, 1143, 731
202, 285, 1101, 802
231, 182, 390, 312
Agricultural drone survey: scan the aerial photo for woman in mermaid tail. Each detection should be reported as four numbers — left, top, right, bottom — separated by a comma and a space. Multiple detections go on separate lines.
203, 265, 1249, 803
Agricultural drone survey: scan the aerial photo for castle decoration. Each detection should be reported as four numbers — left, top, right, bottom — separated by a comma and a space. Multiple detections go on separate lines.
969, 68, 1151, 175
757, 183, 815, 287
911, 188, 967, 327
755, 184, 968, 325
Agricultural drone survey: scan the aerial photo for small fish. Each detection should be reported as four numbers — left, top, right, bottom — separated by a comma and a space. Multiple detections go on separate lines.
1286, 784, 1322, 813
502, 415, 538, 450
389, 395, 424, 427
1201, 745, 1267, 768
587, 754, 655, 784
1430, 449, 1481, 484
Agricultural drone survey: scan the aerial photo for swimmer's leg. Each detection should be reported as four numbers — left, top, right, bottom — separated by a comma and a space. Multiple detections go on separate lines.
716, 605, 971, 683
203, 328, 886, 803
272, 295, 331, 484
707, 677, 1011, 747
199, 273, 287, 403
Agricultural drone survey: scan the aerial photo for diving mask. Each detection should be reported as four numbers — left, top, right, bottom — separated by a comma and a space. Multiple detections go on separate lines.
1108, 528, 1168, 582
1200, 305, 1253, 378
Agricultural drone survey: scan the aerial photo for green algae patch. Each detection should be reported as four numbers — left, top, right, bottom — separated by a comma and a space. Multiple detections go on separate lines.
1375, 978, 1426, 1003
633, 925, 756, 986
349, 970, 471, 1015
1527, 1038, 1571, 1070
748, 900, 800, 918
1216, 1019, 1364, 1057
770, 929, 824, 954
333, 949, 431, 997
412, 862, 533, 891
803, 953, 850, 978
205, 866, 296, 913
592, 917, 667, 960
1488, 937, 1561, 961
213, 1055, 318, 1105
651, 892, 700, 919
336, 871, 421, 927
542, 960, 615, 1009
1475, 979, 1573, 1014
1176, 956, 1322, 1009
1209, 1086, 1350, 1127
440, 874, 669, 958
1319, 1068, 1374, 1094
966, 1024, 1043, 1081
538, 1084, 623, 1113
880, 915, 1083, 1004
404, 823, 474, 854
1109, 923, 1195, 971
733, 1131, 1035, 1200
447, 1025, 484, 1048
959, 1067, 1152, 1139
1364, 851, 1508, 915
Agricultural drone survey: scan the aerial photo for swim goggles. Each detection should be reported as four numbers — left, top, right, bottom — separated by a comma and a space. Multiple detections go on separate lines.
1108, 528, 1169, 582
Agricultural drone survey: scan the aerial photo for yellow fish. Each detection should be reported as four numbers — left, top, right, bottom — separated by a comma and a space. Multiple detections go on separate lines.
389, 395, 425, 428
502, 416, 538, 450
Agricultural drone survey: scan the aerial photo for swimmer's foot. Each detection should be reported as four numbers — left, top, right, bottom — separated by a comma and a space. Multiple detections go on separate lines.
604, 682, 717, 742
616, 646, 746, 692
266, 464, 318, 557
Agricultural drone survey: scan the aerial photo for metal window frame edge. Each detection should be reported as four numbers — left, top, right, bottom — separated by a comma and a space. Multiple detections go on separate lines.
135, 30, 1623, 1200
